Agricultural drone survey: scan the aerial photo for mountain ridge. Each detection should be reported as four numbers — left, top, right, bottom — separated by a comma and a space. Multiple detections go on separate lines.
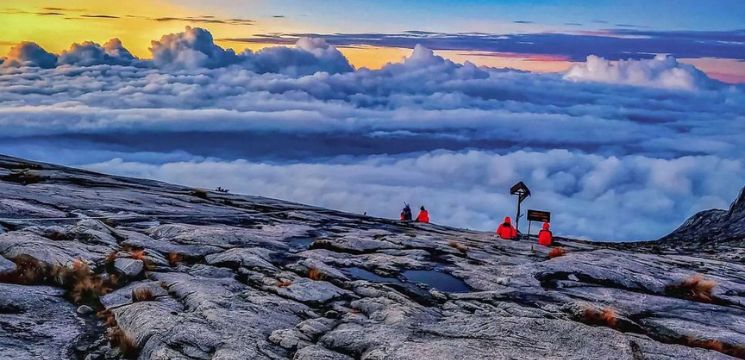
0, 154, 743, 360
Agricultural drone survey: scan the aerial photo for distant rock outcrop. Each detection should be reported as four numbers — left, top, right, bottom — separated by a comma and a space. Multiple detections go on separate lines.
661, 187, 745, 244
0, 155, 743, 360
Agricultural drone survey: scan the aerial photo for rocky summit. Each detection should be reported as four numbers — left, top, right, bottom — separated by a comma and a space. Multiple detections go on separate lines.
0, 154, 744, 360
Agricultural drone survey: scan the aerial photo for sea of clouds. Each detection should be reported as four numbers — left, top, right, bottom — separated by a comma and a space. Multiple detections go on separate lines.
0, 27, 742, 241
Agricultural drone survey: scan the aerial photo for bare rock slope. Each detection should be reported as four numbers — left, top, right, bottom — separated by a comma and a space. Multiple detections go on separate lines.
0, 155, 744, 360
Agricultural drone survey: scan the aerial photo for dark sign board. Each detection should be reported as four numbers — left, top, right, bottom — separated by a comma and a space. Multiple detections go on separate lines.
510, 181, 531, 202
527, 210, 550, 223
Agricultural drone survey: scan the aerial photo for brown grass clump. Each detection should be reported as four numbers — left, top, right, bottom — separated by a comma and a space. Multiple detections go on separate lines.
583, 306, 618, 328
307, 267, 324, 281
683, 337, 724, 353
190, 189, 209, 199
97, 309, 118, 328
167, 252, 183, 267
129, 249, 146, 261
276, 279, 293, 288
548, 247, 566, 259
131, 287, 155, 302
58, 259, 117, 307
108, 327, 139, 359
0, 255, 48, 284
69, 275, 112, 306
666, 274, 717, 303
105, 251, 119, 266
681, 336, 745, 357
448, 241, 468, 255
1, 170, 47, 185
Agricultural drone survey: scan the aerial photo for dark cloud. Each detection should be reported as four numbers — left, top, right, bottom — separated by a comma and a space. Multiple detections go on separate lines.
35, 12, 63, 16
224, 29, 745, 61
1, 42, 57, 68
513, 20, 533, 24
154, 16, 253, 26
81, 14, 120, 19
58, 39, 137, 66
43, 7, 86, 12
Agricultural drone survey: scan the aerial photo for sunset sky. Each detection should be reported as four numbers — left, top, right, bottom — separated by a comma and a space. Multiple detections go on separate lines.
0, 1, 743, 241
2, 0, 744, 81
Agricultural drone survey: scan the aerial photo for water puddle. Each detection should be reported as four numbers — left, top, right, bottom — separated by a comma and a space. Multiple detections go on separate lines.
287, 237, 315, 252
343, 267, 470, 293
344, 267, 400, 283
402, 270, 470, 293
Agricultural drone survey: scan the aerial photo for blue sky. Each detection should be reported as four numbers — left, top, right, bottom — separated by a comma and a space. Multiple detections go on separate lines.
184, 0, 745, 32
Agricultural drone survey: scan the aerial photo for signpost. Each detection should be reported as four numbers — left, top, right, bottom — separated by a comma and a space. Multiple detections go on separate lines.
527, 209, 551, 238
509, 182, 531, 234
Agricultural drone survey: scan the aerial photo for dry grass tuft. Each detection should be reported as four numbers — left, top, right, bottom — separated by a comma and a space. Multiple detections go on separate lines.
190, 189, 209, 199
167, 252, 183, 267
548, 247, 566, 259
97, 309, 118, 327
307, 267, 324, 281
129, 249, 146, 261
105, 251, 119, 266
0, 255, 48, 284
1, 170, 47, 185
448, 241, 468, 255
69, 275, 112, 306
132, 287, 155, 302
666, 274, 717, 303
109, 327, 139, 359
276, 279, 293, 288
683, 337, 724, 353
583, 306, 618, 328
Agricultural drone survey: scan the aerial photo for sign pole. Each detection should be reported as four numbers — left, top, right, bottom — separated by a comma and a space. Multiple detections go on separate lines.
510, 182, 531, 238
528, 220, 532, 239
515, 196, 522, 234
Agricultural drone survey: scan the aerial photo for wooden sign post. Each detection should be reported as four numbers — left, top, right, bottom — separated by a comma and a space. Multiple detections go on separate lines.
510, 182, 531, 235
527, 209, 551, 238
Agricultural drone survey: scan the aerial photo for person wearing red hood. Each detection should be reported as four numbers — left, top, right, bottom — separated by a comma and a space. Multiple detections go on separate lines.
538, 222, 553, 246
496, 216, 517, 240
416, 206, 430, 223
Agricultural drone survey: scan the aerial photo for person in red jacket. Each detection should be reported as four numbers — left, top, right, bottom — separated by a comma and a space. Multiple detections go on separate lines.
496, 216, 517, 240
538, 222, 553, 246
416, 206, 430, 223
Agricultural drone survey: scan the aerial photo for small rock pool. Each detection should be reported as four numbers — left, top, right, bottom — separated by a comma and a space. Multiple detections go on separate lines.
343, 267, 470, 293
402, 270, 470, 293
287, 237, 315, 252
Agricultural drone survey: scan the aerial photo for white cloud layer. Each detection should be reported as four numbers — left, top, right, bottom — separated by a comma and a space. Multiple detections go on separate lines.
564, 55, 713, 90
81, 150, 742, 241
0, 27, 742, 241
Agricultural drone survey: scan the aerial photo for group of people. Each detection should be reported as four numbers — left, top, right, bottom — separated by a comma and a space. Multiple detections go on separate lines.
400, 204, 429, 223
496, 216, 553, 246
397, 206, 552, 246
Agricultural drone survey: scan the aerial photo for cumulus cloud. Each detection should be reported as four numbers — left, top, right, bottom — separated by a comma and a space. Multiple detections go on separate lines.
0, 27, 741, 240
58, 39, 138, 66
564, 55, 714, 90
149, 26, 351, 74
251, 37, 353, 76
1, 42, 57, 68
150, 26, 243, 69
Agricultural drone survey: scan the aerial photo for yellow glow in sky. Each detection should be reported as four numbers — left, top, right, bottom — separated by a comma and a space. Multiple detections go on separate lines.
0, 0, 574, 73
0, 0, 265, 57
